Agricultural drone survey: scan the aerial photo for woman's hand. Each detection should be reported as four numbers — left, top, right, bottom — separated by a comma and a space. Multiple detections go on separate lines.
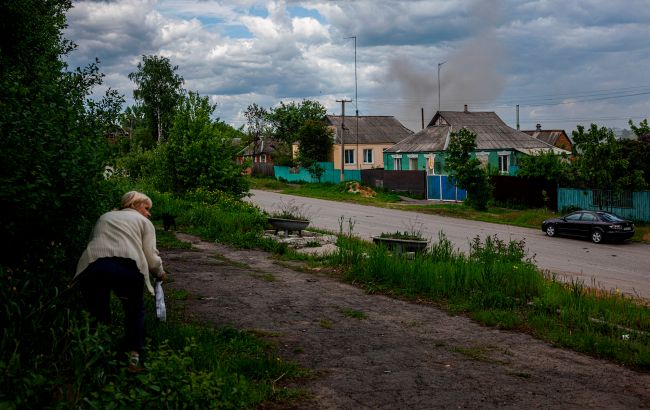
157, 271, 167, 281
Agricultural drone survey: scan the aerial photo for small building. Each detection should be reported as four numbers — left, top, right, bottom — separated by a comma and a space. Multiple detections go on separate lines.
236, 137, 278, 176
325, 115, 413, 172
523, 124, 572, 152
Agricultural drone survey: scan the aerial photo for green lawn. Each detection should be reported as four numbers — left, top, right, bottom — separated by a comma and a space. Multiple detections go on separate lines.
248, 177, 650, 242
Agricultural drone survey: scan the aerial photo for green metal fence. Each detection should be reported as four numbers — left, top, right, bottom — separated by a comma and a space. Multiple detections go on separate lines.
273, 162, 361, 183
557, 187, 650, 222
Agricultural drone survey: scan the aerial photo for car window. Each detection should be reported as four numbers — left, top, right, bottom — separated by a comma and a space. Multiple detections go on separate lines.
599, 212, 624, 222
581, 213, 597, 222
565, 212, 582, 221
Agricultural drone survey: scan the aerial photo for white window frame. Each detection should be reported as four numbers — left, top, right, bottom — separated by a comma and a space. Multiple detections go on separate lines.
426, 155, 435, 175
344, 149, 355, 165
409, 156, 418, 170
392, 155, 402, 170
498, 151, 509, 174
363, 148, 373, 164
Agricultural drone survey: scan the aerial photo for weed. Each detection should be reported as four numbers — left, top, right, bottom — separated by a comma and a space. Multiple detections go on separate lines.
342, 308, 367, 319
254, 273, 277, 282
319, 319, 333, 329
169, 289, 190, 301
269, 200, 310, 221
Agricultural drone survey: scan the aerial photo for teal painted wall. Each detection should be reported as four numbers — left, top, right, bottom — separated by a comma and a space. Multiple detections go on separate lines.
557, 188, 650, 222
383, 151, 521, 175
273, 162, 361, 183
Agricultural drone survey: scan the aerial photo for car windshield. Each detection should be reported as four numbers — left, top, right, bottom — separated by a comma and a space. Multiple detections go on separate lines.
599, 212, 625, 223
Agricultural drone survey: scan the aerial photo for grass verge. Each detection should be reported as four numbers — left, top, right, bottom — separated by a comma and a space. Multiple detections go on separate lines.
248, 176, 650, 242
327, 232, 650, 370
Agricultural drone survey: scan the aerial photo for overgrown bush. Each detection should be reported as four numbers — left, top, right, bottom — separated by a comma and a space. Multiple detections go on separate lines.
0, 1, 124, 406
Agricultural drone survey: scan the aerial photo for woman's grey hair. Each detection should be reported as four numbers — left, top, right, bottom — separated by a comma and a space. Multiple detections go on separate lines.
120, 191, 152, 210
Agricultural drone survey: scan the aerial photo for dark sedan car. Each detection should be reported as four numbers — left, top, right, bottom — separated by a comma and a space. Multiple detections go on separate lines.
542, 210, 635, 243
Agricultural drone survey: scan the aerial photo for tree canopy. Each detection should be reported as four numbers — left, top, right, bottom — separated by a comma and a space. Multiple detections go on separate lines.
267, 100, 327, 144
296, 119, 333, 165
571, 124, 646, 193
161, 92, 248, 197
128, 55, 185, 146
444, 128, 491, 210
517, 150, 574, 185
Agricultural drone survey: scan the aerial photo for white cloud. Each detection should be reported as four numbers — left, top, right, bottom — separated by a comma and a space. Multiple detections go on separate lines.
64, 0, 650, 134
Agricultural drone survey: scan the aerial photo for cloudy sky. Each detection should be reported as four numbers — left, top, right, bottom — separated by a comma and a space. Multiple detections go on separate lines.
64, 0, 650, 135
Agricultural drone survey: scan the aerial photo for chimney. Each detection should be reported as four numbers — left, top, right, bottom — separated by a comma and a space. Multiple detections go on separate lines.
536, 123, 542, 131
464, 104, 468, 113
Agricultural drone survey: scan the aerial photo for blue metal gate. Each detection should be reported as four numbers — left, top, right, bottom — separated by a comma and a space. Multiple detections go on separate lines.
427, 175, 467, 201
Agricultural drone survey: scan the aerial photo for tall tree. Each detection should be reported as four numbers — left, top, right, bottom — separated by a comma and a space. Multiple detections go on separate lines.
444, 128, 492, 210
620, 119, 650, 186
629, 118, 650, 139
267, 99, 327, 144
162, 92, 248, 197
243, 103, 271, 157
571, 124, 645, 204
128, 55, 184, 146
296, 119, 333, 165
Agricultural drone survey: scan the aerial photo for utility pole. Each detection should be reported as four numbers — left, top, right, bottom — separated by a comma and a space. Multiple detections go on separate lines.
516, 104, 520, 130
437, 61, 446, 113
346, 36, 359, 172
337, 99, 352, 182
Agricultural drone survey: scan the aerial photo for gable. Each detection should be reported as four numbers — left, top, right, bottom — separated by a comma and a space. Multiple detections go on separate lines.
385, 125, 449, 153
326, 115, 413, 145
428, 110, 559, 151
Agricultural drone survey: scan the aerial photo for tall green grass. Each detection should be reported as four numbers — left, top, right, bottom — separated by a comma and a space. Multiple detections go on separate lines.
329, 232, 650, 369
54, 294, 303, 409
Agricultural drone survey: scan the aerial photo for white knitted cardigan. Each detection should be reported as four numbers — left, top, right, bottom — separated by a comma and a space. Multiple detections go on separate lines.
75, 208, 164, 296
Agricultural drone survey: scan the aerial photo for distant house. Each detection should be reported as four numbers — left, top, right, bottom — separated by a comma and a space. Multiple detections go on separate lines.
237, 138, 276, 165
236, 137, 279, 176
384, 107, 568, 176
523, 124, 572, 152
325, 115, 413, 171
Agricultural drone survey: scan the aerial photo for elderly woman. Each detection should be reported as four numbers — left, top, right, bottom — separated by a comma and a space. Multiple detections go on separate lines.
75, 191, 166, 372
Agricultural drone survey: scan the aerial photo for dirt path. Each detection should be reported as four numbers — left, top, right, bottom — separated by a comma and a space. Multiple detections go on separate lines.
163, 233, 650, 409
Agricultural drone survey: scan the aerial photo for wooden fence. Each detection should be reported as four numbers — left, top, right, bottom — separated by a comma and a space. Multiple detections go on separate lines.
361, 169, 427, 198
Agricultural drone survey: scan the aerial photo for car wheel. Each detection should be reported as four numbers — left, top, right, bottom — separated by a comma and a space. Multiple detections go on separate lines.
545, 224, 556, 237
591, 229, 603, 244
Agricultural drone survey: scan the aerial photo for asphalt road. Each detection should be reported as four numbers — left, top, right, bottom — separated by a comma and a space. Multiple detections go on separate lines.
246, 189, 650, 300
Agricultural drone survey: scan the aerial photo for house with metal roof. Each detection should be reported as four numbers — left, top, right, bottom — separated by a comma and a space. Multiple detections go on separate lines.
384, 107, 568, 176
522, 123, 573, 152
325, 115, 413, 172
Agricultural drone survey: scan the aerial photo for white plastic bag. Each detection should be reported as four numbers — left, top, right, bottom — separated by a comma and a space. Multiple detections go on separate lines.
154, 280, 166, 321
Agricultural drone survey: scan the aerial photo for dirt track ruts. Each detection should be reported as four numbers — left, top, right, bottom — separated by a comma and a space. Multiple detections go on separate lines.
163, 233, 650, 409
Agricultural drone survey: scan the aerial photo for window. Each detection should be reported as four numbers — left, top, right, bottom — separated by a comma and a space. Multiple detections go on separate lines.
344, 149, 355, 165
393, 157, 402, 170
409, 157, 418, 170
498, 154, 509, 174
260, 154, 266, 163
363, 149, 373, 164
434, 159, 443, 175
581, 213, 597, 222
565, 212, 582, 221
